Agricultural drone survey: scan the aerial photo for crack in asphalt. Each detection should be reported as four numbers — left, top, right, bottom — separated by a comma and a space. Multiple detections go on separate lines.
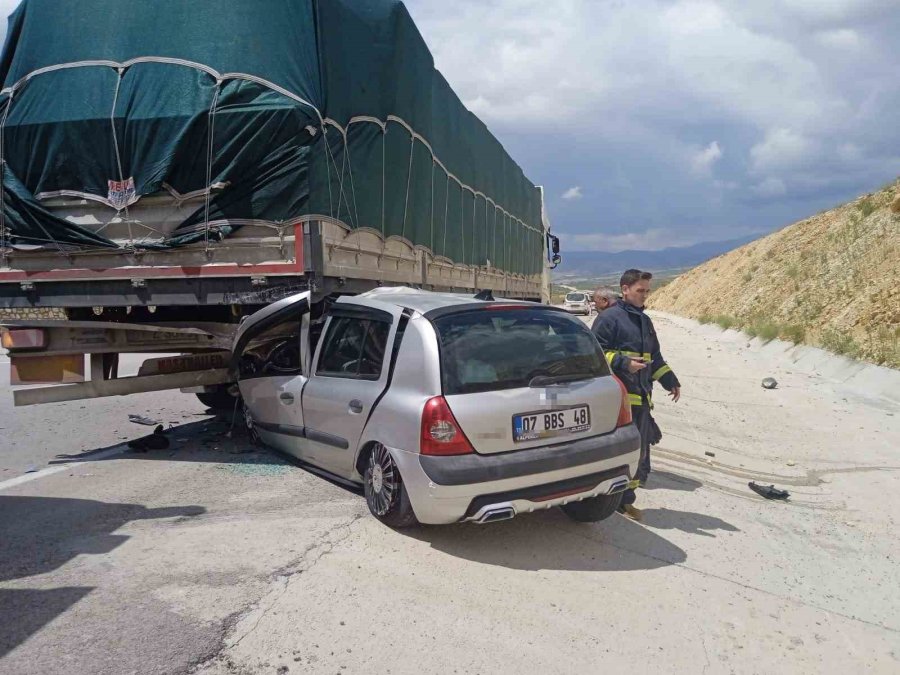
187, 511, 365, 674
700, 632, 711, 674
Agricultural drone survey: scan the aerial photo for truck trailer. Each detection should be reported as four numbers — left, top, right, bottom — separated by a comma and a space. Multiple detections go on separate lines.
0, 0, 559, 407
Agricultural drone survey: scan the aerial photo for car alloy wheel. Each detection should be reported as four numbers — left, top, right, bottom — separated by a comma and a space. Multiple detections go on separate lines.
365, 443, 397, 516
242, 401, 260, 444
363, 443, 417, 527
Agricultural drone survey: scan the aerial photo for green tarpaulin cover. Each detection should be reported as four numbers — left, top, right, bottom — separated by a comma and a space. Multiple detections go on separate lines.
0, 0, 544, 274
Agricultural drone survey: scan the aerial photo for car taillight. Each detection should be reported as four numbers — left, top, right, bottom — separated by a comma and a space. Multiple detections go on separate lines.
613, 375, 632, 427
1, 328, 47, 352
420, 396, 474, 456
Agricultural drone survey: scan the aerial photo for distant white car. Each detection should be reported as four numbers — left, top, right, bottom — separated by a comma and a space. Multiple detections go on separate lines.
563, 292, 592, 315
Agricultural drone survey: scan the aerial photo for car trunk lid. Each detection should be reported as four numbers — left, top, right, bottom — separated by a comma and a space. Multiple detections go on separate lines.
431, 305, 620, 455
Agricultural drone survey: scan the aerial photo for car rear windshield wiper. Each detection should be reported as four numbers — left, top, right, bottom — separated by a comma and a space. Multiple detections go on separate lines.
528, 374, 594, 388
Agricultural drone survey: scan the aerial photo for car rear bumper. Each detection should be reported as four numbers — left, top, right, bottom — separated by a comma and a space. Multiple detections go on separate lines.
391, 424, 641, 525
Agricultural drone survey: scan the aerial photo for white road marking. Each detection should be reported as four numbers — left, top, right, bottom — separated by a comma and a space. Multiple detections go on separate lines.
0, 445, 127, 492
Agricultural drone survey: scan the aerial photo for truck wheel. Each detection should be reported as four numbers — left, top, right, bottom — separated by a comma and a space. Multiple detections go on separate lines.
561, 493, 623, 523
364, 443, 418, 528
195, 385, 238, 411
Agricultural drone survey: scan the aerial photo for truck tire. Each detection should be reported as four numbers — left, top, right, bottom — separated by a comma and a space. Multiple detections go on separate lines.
195, 385, 239, 411
364, 443, 418, 528
561, 492, 623, 523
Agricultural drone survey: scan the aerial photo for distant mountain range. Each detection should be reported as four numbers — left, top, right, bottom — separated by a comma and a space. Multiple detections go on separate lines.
554, 234, 760, 277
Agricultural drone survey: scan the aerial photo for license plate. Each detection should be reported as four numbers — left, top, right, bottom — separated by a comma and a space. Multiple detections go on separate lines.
512, 405, 591, 442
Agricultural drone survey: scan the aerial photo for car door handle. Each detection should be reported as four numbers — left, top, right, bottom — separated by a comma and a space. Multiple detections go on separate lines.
348, 399, 364, 414
279, 392, 295, 405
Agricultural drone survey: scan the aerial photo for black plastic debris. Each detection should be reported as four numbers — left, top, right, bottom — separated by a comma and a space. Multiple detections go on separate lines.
474, 289, 495, 301
128, 425, 170, 452
128, 414, 159, 426
749, 482, 790, 500
761, 377, 778, 390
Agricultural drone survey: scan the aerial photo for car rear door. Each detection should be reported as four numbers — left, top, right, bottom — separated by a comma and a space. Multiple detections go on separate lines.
232, 292, 310, 458
300, 299, 405, 476
431, 306, 623, 455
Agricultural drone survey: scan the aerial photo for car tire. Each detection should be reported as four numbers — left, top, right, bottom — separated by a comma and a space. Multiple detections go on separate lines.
364, 443, 418, 528
560, 492, 623, 523
195, 385, 239, 411
241, 401, 261, 445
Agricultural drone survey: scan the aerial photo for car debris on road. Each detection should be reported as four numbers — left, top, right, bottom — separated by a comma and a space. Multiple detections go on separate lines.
748, 482, 790, 500
127, 425, 170, 452
128, 414, 160, 426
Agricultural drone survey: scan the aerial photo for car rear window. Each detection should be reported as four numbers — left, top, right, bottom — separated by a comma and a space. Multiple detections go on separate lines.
433, 307, 609, 395
565, 293, 586, 302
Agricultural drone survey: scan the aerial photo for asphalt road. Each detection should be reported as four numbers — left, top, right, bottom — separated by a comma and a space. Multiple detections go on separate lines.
1, 315, 898, 674
0, 353, 214, 476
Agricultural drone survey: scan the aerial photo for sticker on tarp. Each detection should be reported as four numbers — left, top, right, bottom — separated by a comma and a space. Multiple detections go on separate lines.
108, 177, 136, 210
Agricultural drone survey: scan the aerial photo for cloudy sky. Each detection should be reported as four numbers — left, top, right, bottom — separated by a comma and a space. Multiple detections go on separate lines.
404, 0, 899, 251
0, 1, 896, 252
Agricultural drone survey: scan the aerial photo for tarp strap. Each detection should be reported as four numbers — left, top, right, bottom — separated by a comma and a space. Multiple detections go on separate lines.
471, 192, 476, 265
322, 123, 353, 228
321, 126, 334, 218
484, 198, 489, 265
443, 173, 450, 257
204, 79, 222, 254
430, 159, 435, 252
344, 132, 360, 230
459, 187, 464, 264
336, 130, 349, 226
381, 127, 386, 239
109, 67, 134, 248
401, 134, 414, 241
0, 92, 11, 265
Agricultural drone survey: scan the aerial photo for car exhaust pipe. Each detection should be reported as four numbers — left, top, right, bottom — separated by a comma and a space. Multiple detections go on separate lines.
606, 476, 630, 495
474, 505, 516, 524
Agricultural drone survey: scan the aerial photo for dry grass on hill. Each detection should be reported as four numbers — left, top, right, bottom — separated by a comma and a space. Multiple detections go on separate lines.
649, 178, 900, 368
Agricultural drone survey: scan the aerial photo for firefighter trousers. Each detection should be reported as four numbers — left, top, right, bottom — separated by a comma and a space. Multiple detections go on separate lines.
620, 403, 652, 507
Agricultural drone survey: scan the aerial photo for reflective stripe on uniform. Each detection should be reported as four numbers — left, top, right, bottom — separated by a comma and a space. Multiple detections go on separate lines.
607, 349, 651, 361
605, 350, 618, 365
652, 365, 672, 381
628, 392, 654, 409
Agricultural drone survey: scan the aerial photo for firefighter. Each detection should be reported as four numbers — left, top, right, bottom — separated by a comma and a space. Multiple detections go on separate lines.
591, 269, 681, 519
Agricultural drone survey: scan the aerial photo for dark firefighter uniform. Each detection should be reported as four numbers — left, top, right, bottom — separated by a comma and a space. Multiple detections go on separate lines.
591, 300, 680, 501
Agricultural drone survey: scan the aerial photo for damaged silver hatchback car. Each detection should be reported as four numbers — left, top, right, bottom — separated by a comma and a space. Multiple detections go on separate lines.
233, 287, 640, 527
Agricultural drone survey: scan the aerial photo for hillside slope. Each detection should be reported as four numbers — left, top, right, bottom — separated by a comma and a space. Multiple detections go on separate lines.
649, 179, 900, 368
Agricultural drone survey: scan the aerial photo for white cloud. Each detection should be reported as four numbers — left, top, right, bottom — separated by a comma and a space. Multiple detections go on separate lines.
815, 29, 861, 50
411, 0, 836, 131
691, 141, 723, 175
751, 177, 788, 198
750, 128, 818, 174
561, 186, 583, 200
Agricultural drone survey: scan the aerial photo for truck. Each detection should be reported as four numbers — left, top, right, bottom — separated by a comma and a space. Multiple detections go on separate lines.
0, 0, 559, 408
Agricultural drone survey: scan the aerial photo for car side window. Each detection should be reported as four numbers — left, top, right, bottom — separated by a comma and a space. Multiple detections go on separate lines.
317, 316, 390, 380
